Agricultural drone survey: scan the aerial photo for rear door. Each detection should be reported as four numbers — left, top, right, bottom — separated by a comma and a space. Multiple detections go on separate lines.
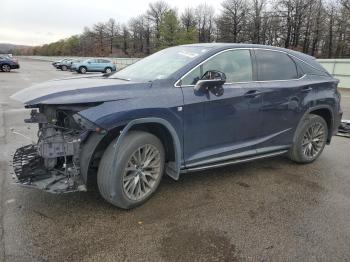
88, 59, 100, 71
98, 59, 108, 71
181, 49, 263, 167
254, 49, 311, 151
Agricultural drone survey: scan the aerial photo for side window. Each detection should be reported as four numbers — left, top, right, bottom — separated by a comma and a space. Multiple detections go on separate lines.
255, 50, 298, 81
181, 49, 253, 86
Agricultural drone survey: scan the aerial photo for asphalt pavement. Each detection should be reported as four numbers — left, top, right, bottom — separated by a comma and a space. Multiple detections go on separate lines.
0, 58, 350, 262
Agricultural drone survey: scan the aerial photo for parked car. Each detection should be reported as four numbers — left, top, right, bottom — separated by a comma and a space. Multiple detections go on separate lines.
0, 53, 13, 58
69, 59, 83, 71
52, 58, 67, 68
56, 58, 80, 71
0, 55, 19, 72
11, 43, 342, 209
70, 58, 116, 74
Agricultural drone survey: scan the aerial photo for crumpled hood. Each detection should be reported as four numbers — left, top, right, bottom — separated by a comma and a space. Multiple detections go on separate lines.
10, 75, 151, 105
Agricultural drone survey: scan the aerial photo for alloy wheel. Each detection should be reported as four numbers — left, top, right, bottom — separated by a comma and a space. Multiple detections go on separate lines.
301, 122, 326, 158
2, 65, 10, 72
122, 144, 161, 201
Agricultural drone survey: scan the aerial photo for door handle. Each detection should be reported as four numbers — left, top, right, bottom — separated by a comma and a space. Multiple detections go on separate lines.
244, 90, 262, 98
301, 86, 313, 92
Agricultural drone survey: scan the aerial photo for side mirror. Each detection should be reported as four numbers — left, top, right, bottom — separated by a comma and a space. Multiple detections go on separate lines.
194, 70, 226, 92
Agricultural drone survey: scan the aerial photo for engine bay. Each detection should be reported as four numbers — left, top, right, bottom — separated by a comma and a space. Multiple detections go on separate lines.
12, 105, 91, 193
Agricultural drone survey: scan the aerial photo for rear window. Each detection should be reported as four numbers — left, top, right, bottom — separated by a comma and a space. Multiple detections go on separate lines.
298, 60, 330, 77
256, 50, 298, 81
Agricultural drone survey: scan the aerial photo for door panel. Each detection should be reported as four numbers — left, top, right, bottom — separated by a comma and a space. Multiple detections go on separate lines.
256, 78, 312, 150
182, 82, 262, 167
181, 49, 265, 167
254, 49, 312, 150
89, 59, 99, 71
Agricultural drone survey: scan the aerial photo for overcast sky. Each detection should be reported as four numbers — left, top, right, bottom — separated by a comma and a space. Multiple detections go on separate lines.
0, 0, 220, 46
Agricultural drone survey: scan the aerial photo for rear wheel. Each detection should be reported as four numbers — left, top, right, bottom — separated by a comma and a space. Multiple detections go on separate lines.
288, 114, 328, 163
79, 66, 87, 74
1, 64, 11, 72
97, 131, 165, 209
105, 67, 112, 74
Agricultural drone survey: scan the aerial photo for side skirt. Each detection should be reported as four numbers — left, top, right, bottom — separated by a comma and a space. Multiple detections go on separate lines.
180, 150, 288, 173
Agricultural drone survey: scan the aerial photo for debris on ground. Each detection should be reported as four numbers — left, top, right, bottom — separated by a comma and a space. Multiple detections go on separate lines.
337, 120, 350, 137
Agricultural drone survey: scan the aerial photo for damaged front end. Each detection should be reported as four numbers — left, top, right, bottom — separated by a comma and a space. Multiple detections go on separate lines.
12, 105, 101, 193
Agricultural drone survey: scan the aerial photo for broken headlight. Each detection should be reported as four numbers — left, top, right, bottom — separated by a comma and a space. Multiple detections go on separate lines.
72, 114, 106, 134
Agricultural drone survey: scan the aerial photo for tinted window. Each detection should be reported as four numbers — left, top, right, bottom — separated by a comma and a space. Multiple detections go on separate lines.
299, 60, 329, 77
182, 49, 253, 85
256, 50, 298, 81
101, 59, 111, 63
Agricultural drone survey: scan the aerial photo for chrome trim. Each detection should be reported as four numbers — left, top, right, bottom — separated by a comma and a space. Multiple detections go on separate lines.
181, 150, 288, 172
174, 47, 312, 88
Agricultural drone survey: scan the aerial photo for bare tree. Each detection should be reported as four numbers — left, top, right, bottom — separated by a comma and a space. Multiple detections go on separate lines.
147, 1, 170, 47
250, 0, 266, 44
105, 18, 120, 55
217, 0, 248, 42
341, 0, 350, 11
181, 8, 197, 32
92, 22, 107, 55
17, 0, 350, 59
195, 4, 215, 42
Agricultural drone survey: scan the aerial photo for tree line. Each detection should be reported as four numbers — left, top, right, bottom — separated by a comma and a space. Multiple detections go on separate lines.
14, 0, 350, 58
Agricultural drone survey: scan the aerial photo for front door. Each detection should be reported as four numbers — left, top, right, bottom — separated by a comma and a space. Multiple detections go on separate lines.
181, 49, 263, 167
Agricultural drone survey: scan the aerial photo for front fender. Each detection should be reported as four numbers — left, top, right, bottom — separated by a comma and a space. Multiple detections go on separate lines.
113, 118, 182, 180
80, 117, 182, 186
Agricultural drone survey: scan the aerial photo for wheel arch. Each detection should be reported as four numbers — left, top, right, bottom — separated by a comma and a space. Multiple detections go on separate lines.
80, 117, 182, 188
296, 105, 334, 144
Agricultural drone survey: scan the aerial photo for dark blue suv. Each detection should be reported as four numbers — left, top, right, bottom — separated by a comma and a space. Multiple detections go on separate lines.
0, 55, 20, 72
11, 44, 342, 209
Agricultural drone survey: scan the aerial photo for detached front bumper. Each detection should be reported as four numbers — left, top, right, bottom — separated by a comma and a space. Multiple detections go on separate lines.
12, 144, 86, 194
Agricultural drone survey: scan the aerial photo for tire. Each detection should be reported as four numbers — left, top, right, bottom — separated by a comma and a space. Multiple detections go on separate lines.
105, 67, 112, 74
79, 66, 87, 74
61, 65, 67, 71
288, 114, 328, 163
1, 64, 11, 72
97, 131, 165, 209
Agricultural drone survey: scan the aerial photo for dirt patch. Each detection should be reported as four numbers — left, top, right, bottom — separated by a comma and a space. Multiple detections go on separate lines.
161, 226, 239, 262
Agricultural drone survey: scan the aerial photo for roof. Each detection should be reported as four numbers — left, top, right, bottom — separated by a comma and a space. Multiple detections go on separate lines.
181, 42, 324, 72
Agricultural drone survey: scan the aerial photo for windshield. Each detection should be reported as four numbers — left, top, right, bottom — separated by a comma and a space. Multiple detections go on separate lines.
110, 46, 212, 81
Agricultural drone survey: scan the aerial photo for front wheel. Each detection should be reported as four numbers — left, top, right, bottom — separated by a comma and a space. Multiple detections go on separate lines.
61, 65, 67, 71
288, 114, 328, 163
97, 131, 165, 209
1, 64, 11, 72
